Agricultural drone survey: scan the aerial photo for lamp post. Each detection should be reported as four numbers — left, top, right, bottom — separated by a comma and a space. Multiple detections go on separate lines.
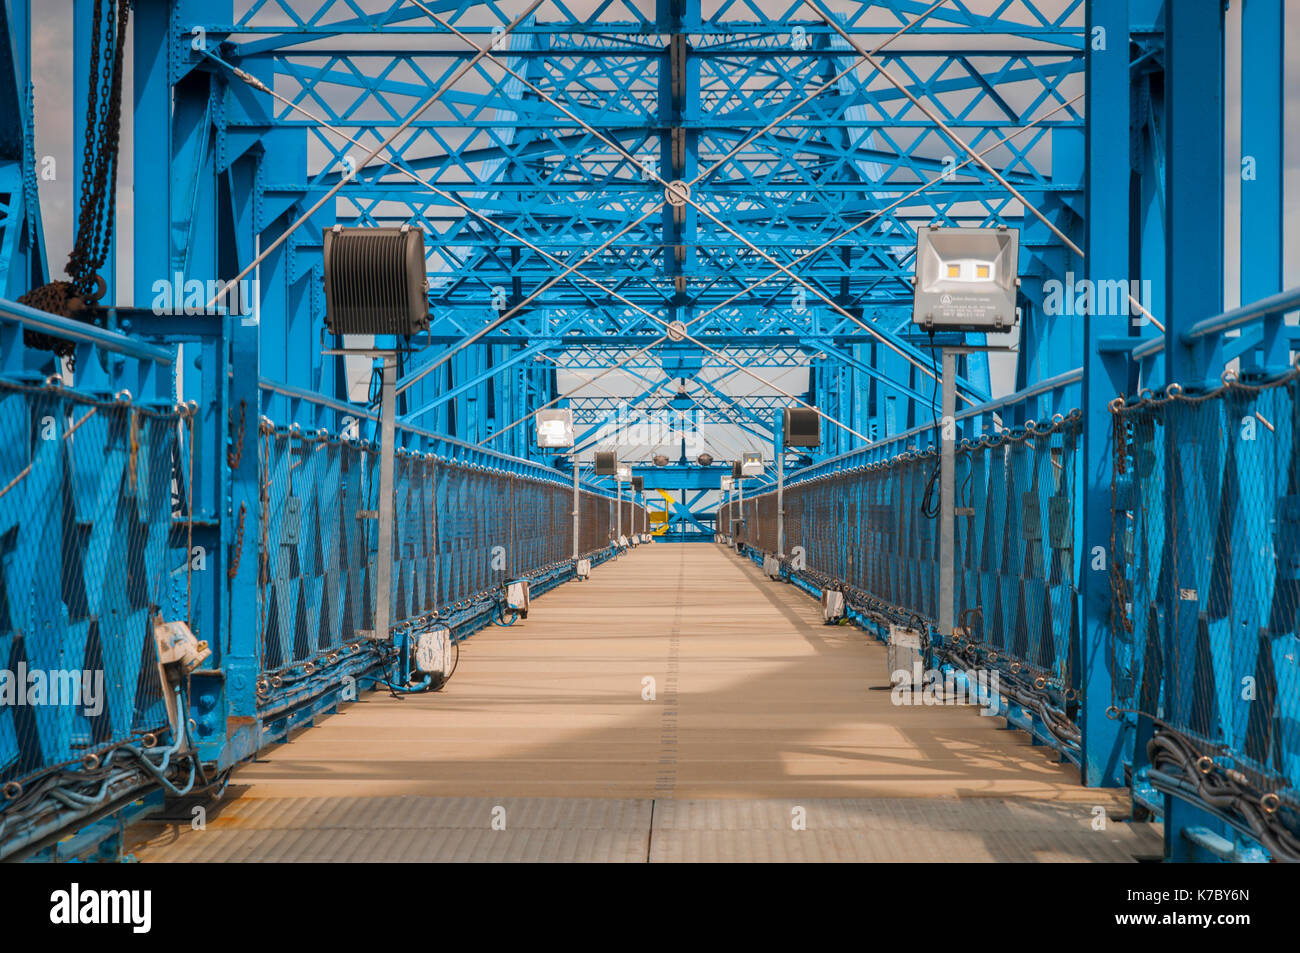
911, 224, 1020, 638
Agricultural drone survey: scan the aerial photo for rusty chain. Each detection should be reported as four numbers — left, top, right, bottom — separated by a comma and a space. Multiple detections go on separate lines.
228, 502, 247, 582
227, 398, 247, 470
18, 0, 132, 363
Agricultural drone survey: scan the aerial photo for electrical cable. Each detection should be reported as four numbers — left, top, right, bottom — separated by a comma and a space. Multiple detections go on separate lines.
1147, 730, 1300, 862
920, 329, 942, 519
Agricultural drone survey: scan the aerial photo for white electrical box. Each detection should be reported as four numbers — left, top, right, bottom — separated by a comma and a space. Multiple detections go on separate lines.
153, 619, 212, 673
822, 589, 845, 622
575, 558, 591, 579
415, 626, 453, 679
887, 625, 924, 686
617, 534, 628, 548
506, 579, 530, 618
763, 555, 781, 579
153, 618, 212, 736
628, 534, 639, 547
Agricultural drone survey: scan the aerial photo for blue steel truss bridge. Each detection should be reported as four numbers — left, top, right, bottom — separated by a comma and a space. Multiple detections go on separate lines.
0, 0, 1296, 870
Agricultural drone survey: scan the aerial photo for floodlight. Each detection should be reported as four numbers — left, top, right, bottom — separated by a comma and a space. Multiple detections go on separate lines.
631, 476, 644, 492
323, 225, 429, 335
535, 408, 574, 448
594, 451, 617, 475
783, 408, 820, 448
697, 453, 714, 467
741, 452, 763, 477
721, 476, 733, 491
911, 225, 1019, 332
616, 463, 632, 483
731, 461, 742, 479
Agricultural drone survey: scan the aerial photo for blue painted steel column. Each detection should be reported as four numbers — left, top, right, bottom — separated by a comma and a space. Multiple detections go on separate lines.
1239, 0, 1285, 372
1080, 0, 1129, 788
131, 0, 169, 306
0, 0, 46, 298
1164, 0, 1224, 386
1162, 0, 1229, 861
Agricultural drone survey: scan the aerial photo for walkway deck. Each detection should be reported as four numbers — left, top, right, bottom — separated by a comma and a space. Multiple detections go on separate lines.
127, 543, 1160, 862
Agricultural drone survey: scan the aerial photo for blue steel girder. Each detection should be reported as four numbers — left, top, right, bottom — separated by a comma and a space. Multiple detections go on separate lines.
553, 344, 812, 369
191, 0, 1081, 396
0, 0, 46, 299
147, 0, 1083, 517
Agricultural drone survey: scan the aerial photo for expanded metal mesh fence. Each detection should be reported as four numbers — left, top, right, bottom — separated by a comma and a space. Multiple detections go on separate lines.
0, 381, 645, 797
579, 489, 613, 555
615, 498, 645, 537
1111, 373, 1300, 804
741, 415, 1081, 691
257, 426, 635, 680
259, 426, 385, 674
0, 382, 183, 789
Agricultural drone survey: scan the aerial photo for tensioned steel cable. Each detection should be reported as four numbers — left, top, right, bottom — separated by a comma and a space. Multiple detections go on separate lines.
544, 353, 768, 460
815, 8, 1163, 332
225, 6, 1083, 447
203, 44, 661, 401
414, 0, 978, 405
686, 94, 1084, 329
201, 0, 546, 312
539, 356, 756, 461
682, 0, 954, 192
218, 3, 966, 443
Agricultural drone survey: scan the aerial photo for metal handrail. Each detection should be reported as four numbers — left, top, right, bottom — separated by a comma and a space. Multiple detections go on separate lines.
257, 376, 616, 495
1131, 285, 1300, 362
0, 296, 174, 365
784, 366, 1083, 483
1182, 285, 1300, 343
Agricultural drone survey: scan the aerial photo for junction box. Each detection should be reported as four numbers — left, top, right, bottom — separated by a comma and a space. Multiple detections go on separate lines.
506, 579, 531, 618
414, 626, 453, 688
822, 589, 845, 623
887, 626, 924, 686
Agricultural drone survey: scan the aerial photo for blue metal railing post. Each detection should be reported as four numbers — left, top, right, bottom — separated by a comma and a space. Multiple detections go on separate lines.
1162, 0, 1232, 860
1239, 0, 1286, 373
220, 313, 262, 767
1079, 0, 1130, 789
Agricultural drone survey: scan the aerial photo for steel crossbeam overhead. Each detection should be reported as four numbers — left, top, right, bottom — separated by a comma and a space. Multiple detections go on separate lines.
409, 0, 980, 403
568, 382, 776, 457
150, 0, 1088, 459
375, 0, 971, 449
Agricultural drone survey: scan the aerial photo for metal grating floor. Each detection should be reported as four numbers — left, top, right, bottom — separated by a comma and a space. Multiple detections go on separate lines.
126, 795, 1162, 863
125, 546, 1161, 862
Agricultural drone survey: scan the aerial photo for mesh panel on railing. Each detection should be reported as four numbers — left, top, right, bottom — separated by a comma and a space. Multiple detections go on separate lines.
261, 429, 375, 673
258, 435, 611, 680
963, 419, 1080, 685
0, 383, 180, 786
742, 416, 1081, 690
580, 491, 596, 551
394, 452, 438, 625
1112, 375, 1300, 798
